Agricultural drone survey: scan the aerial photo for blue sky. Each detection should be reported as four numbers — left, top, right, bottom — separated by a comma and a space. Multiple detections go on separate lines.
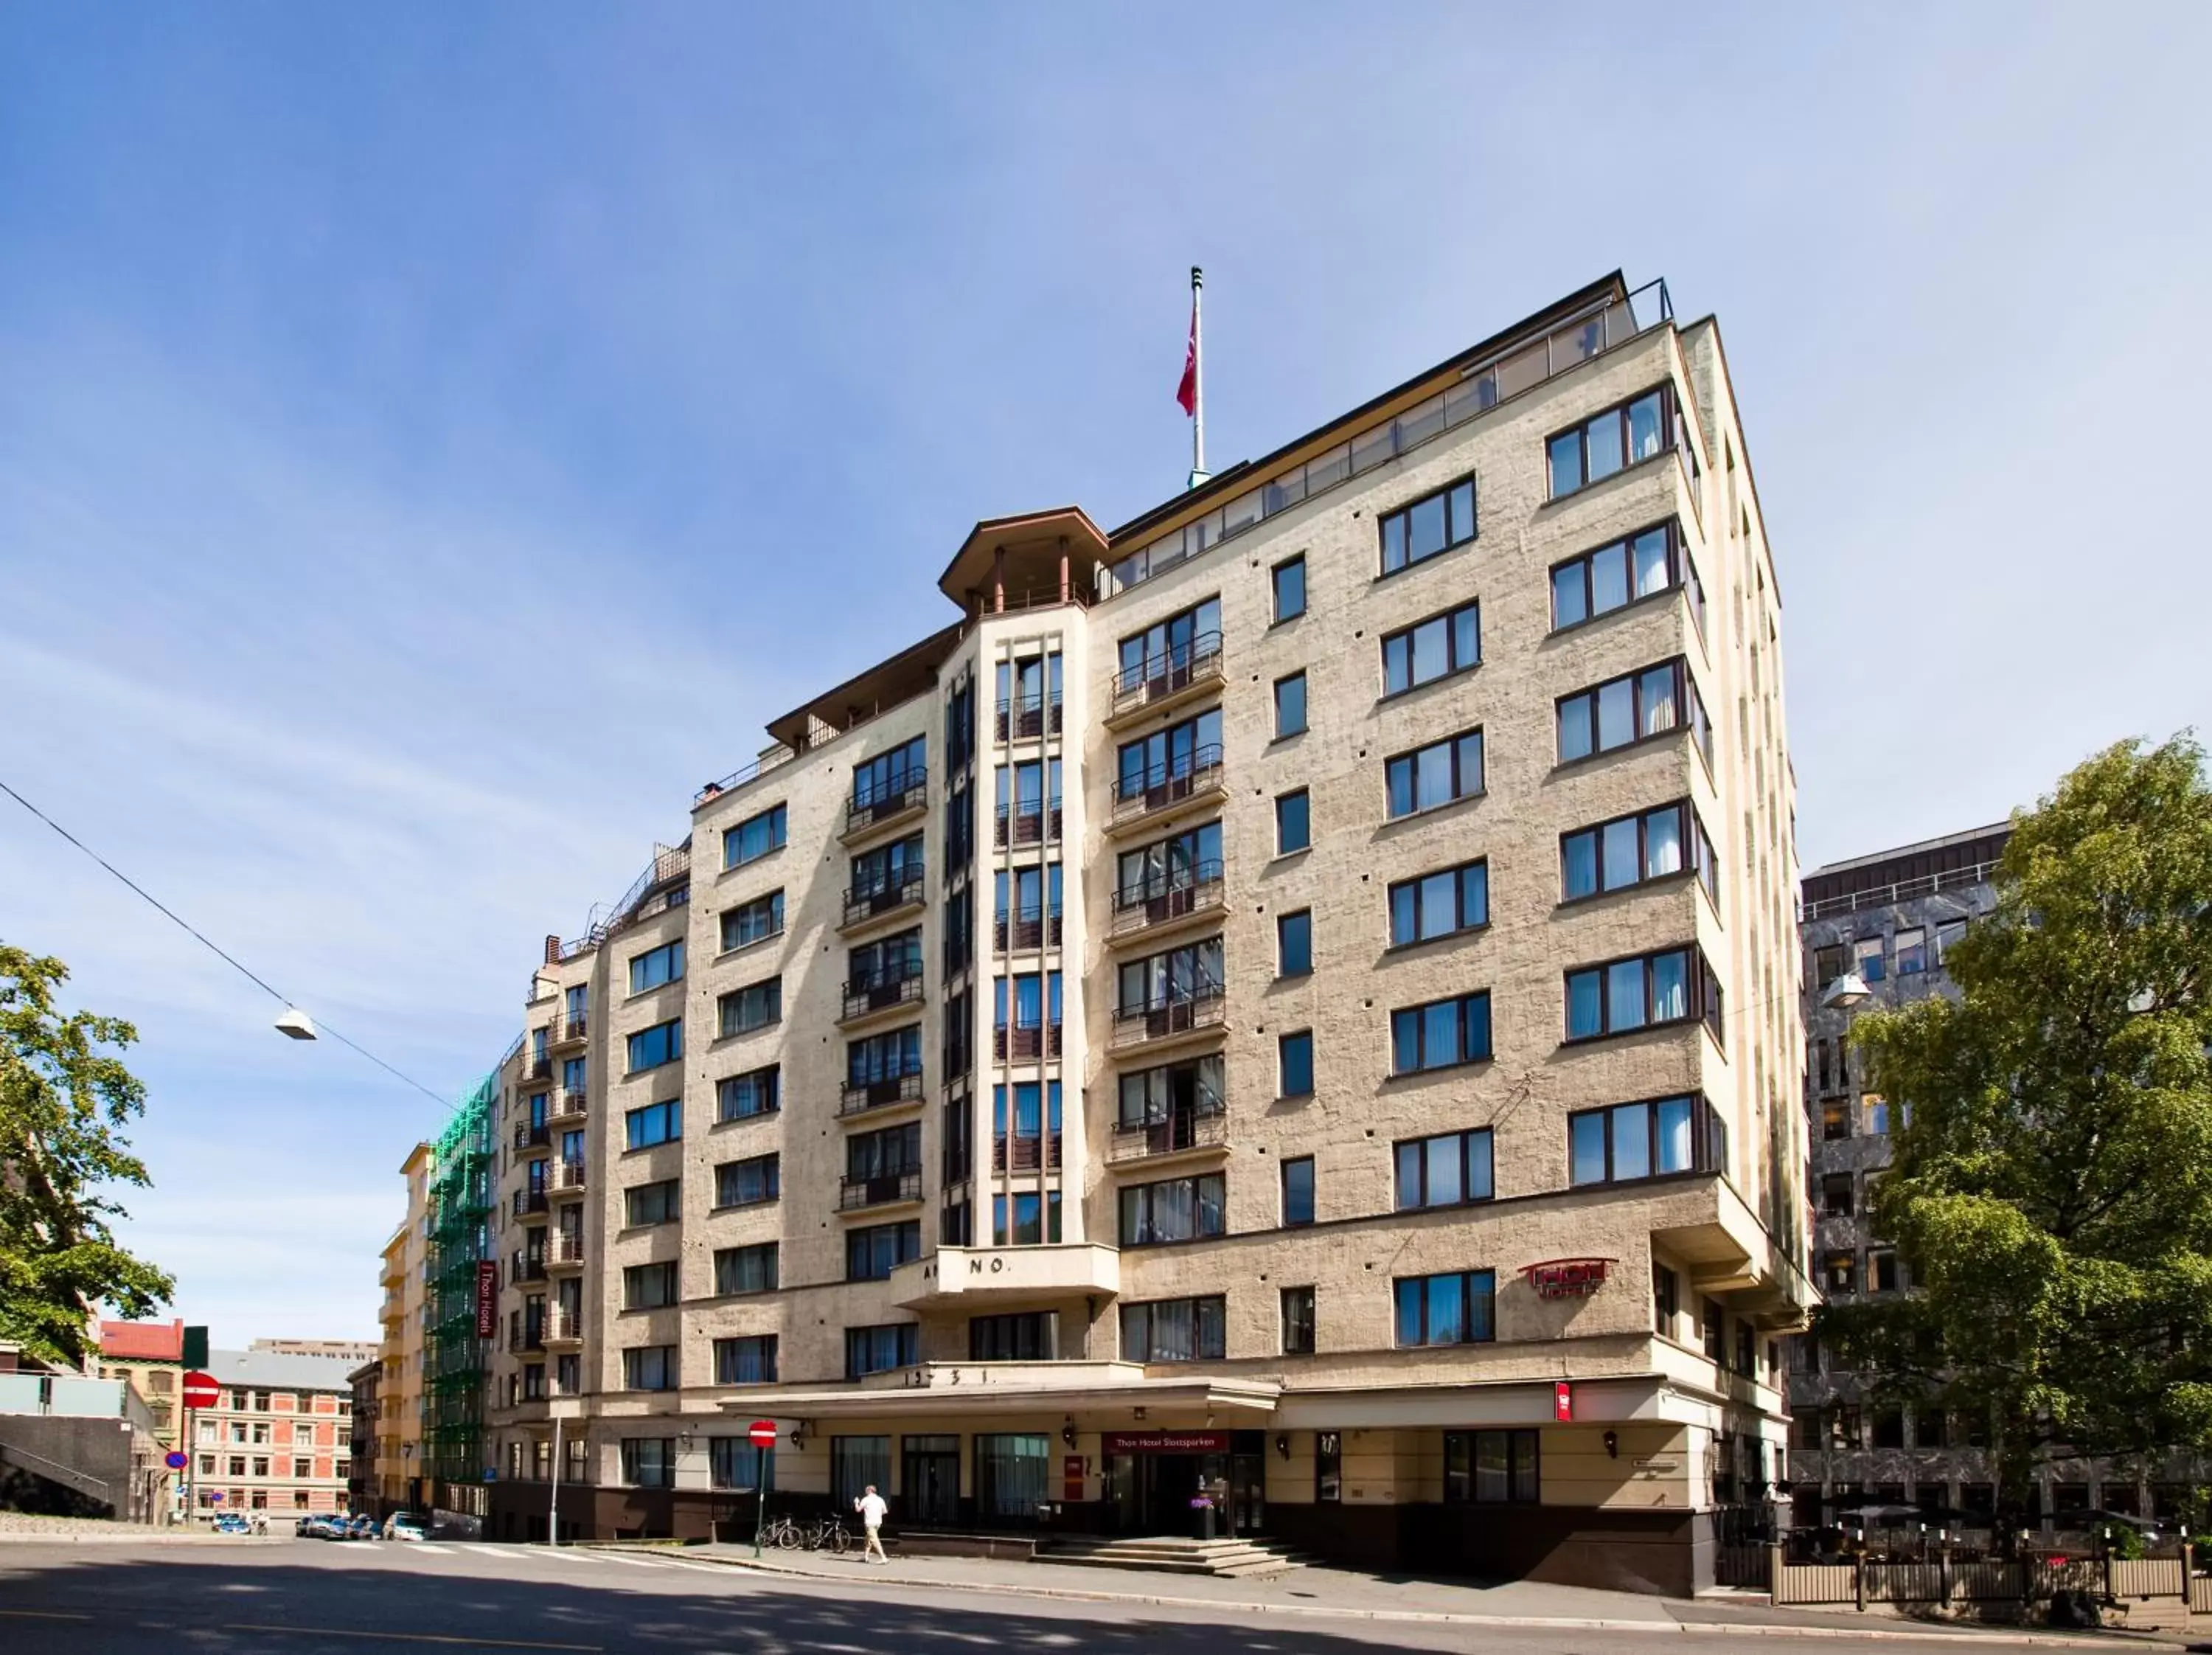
4, 4, 2208, 1343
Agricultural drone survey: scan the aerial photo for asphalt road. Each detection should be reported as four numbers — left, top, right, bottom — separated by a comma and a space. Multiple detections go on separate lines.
0, 1536, 2138, 1654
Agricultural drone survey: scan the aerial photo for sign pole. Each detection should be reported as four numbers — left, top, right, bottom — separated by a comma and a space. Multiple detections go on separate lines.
748, 1420, 777, 1558
548, 1409, 561, 1548
182, 1406, 194, 1523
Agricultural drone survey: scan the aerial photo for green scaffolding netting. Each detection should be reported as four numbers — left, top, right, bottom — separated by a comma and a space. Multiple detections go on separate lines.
424, 1069, 498, 1500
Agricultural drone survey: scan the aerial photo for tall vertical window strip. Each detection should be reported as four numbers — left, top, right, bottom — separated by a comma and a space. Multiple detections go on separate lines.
1278, 1030, 1315, 1097
625, 1019, 682, 1074
1276, 910, 1312, 976
1276, 789, 1311, 854
1281, 1286, 1316, 1354
1381, 601, 1481, 695
1564, 946, 1723, 1044
628, 940, 684, 994
1394, 1270, 1496, 1347
1378, 473, 1478, 575
1546, 385, 1674, 499
716, 1065, 779, 1122
1560, 802, 1717, 903
1280, 1156, 1315, 1226
1555, 659, 1708, 766
723, 803, 787, 870
1389, 993, 1492, 1074
1273, 672, 1307, 738
852, 735, 926, 809
1385, 729, 1484, 818
1387, 860, 1488, 946
1550, 521, 1691, 631
1394, 1129, 1494, 1210
1272, 555, 1306, 622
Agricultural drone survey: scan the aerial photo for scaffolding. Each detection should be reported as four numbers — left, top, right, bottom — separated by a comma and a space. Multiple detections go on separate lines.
423, 1061, 503, 1525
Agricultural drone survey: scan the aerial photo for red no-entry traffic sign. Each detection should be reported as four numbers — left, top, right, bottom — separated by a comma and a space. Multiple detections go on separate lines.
748, 1419, 776, 1449
181, 1370, 220, 1410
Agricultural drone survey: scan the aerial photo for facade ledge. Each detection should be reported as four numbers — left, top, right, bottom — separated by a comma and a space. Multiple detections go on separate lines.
1651, 1174, 1815, 1328
717, 1362, 1276, 1420
890, 1241, 1119, 1309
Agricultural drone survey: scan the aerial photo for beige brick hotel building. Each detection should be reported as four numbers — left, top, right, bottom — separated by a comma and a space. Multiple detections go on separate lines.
479, 272, 1811, 1593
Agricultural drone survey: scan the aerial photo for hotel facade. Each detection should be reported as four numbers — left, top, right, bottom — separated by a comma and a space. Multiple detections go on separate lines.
479, 273, 1810, 1594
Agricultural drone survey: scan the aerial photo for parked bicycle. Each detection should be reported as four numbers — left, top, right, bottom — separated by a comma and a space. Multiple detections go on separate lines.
759, 1513, 850, 1553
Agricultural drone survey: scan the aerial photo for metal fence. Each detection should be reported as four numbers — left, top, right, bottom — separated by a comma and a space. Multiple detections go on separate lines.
1772, 1550, 2196, 1610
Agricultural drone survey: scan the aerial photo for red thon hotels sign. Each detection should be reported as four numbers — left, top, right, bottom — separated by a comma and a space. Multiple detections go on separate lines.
476, 1262, 498, 1336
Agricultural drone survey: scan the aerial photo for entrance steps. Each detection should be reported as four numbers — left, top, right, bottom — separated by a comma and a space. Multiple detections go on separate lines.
1037, 1535, 1306, 1578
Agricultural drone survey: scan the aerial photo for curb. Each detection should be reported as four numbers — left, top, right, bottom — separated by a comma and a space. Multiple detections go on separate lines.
672, 1550, 2141, 1645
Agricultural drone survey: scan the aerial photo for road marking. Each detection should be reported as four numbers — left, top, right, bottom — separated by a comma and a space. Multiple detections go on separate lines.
223, 1625, 599, 1651
0, 1609, 94, 1621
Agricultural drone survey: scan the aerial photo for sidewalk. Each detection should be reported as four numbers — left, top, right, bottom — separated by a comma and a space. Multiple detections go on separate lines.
675, 1541, 2167, 1644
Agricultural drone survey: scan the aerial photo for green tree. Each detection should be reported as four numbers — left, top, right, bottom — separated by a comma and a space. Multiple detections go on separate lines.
0, 943, 174, 1364
1819, 737, 2212, 1520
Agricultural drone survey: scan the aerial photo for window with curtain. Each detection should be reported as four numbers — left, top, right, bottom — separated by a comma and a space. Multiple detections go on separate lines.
974, 1434, 1052, 1521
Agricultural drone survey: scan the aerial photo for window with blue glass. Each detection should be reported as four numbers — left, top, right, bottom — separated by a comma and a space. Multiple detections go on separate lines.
1385, 729, 1484, 818
710, 1437, 775, 1491
1387, 860, 1488, 946
1564, 946, 1722, 1044
853, 736, 926, 810
1277, 909, 1312, 977
852, 833, 925, 898
992, 1190, 1062, 1246
718, 977, 781, 1037
723, 803, 787, 870
1272, 555, 1306, 623
848, 1025, 922, 1087
1276, 788, 1311, 854
626, 1019, 682, 1074
846, 1221, 922, 1282
560, 1056, 586, 1092
713, 1334, 777, 1385
1546, 386, 1674, 499
1280, 1156, 1315, 1226
1568, 1094, 1719, 1186
714, 1242, 779, 1294
564, 985, 588, 1021
1551, 521, 1695, 632
720, 890, 784, 952
1378, 473, 1477, 575
1118, 597, 1222, 688
1390, 992, 1492, 1074
1560, 802, 1717, 903
1394, 1269, 1495, 1347
1557, 659, 1708, 766
714, 1153, 779, 1208
844, 1324, 919, 1378
1117, 708, 1222, 798
716, 1064, 779, 1122
1273, 672, 1307, 738
1279, 1030, 1315, 1097
992, 1080, 1062, 1149
1394, 1129, 1494, 1210
625, 1098, 681, 1151
1119, 1173, 1225, 1246
629, 940, 684, 995
1382, 601, 1481, 696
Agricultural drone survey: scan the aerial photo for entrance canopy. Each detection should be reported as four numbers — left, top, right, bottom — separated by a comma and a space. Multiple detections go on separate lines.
715, 1360, 1279, 1421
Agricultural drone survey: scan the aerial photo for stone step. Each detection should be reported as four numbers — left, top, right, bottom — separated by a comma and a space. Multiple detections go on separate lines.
1037, 1536, 1307, 1578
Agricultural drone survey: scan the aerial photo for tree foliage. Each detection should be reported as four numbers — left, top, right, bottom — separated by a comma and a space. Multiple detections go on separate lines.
0, 943, 174, 1364
1818, 737, 2212, 1507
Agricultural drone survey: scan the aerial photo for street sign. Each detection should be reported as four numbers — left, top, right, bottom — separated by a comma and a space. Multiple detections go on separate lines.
747, 1419, 776, 1449
181, 1370, 220, 1410
164, 1451, 188, 1470
208, 1491, 225, 1503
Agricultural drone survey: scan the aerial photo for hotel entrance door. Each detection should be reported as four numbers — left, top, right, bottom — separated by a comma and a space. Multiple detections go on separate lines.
1102, 1429, 1265, 1536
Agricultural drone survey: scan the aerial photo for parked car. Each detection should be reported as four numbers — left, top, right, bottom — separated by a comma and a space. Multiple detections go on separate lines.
385, 1511, 431, 1541
346, 1515, 379, 1540
213, 1513, 251, 1536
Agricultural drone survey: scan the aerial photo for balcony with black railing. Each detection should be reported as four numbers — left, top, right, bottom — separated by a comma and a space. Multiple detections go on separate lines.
992, 1021, 1064, 1062
1109, 861, 1225, 942
550, 1017, 589, 1050
995, 906, 1064, 953
841, 869, 928, 933
995, 690, 1065, 743
546, 1233, 585, 1271
1108, 748, 1225, 832
511, 1253, 549, 1284
990, 1131, 1064, 1173
524, 1056, 553, 1083
1109, 1105, 1229, 1165
841, 966, 925, 1025
839, 1069, 925, 1117
549, 1159, 588, 1196
512, 1123, 552, 1157
838, 1168, 924, 1212
844, 778, 928, 843
548, 1089, 588, 1123
541, 1308, 582, 1346
993, 801, 1063, 849
512, 1189, 549, 1218
1110, 983, 1229, 1051
1107, 631, 1225, 728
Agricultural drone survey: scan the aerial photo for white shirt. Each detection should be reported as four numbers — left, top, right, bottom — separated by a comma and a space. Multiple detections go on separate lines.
856, 1493, 888, 1528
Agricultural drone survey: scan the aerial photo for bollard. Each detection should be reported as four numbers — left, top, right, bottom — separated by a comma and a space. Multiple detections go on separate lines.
1855, 1552, 1867, 1612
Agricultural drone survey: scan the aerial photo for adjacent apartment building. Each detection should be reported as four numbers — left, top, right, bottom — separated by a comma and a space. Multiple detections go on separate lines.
94, 1318, 187, 1456
479, 272, 1810, 1593
374, 1142, 434, 1515
189, 1348, 357, 1518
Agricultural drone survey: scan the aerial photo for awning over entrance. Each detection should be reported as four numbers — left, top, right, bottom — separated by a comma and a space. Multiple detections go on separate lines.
714, 1360, 1280, 1420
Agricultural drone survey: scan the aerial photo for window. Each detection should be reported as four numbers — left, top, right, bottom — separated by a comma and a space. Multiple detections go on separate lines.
1276, 909, 1312, 976
622, 1346, 678, 1391
1911, 1408, 1946, 1450
561, 1055, 585, 1093
720, 891, 785, 952
1281, 1286, 1315, 1355
1547, 385, 1673, 498
1115, 822, 1221, 909
846, 1221, 922, 1282
1117, 597, 1222, 690
628, 940, 684, 995
1387, 859, 1488, 946
723, 803, 787, 870
1271, 555, 1306, 622
1385, 729, 1484, 817
1120, 1296, 1227, 1361
1894, 927, 1927, 975
1116, 709, 1221, 799
293, 1458, 311, 1479
1394, 1128, 1494, 1209
229, 1456, 246, 1477
973, 1433, 1053, 1521
847, 1121, 922, 1182
1378, 472, 1477, 574
1119, 1173, 1226, 1246
844, 1325, 919, 1378
851, 834, 925, 901
1381, 600, 1481, 695
852, 735, 926, 810
1560, 802, 1717, 903
1281, 1156, 1315, 1226
1564, 946, 1723, 1044
1868, 1249, 1902, 1293
710, 1439, 774, 1492
1652, 1263, 1680, 1328
625, 1019, 682, 1074
1116, 938, 1223, 1015
1702, 1299, 1725, 1362
1389, 991, 1492, 1073
1272, 671, 1307, 738
714, 1153, 779, 1209
625, 1099, 681, 1151
850, 928, 922, 991
623, 1263, 678, 1310
1820, 1172, 1854, 1218
1394, 1270, 1496, 1347
1555, 659, 1707, 766
1278, 1030, 1314, 1097
1863, 1094, 1891, 1135
714, 1243, 779, 1296
991, 1190, 1062, 1246
1853, 934, 1886, 984
1551, 522, 1694, 631
713, 1335, 778, 1385
1812, 943, 1849, 990
1275, 789, 1311, 854
848, 1026, 922, 1089
970, 1312, 1057, 1362
1935, 917, 1969, 963
717, 1065, 779, 1122
1821, 1101, 1849, 1141
718, 978, 781, 1038
621, 1437, 675, 1487
1568, 1095, 1717, 1186
1444, 1429, 1539, 1503
1316, 1431, 1342, 1502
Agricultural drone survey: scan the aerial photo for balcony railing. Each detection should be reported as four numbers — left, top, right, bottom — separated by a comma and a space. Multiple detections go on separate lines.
841, 969, 925, 1023
547, 1234, 585, 1269
1111, 631, 1225, 716
508, 1324, 545, 1355
993, 803, 1063, 848
838, 1169, 924, 1211
841, 872, 927, 931
845, 779, 928, 839
992, 1023, 1063, 1061
548, 1089, 588, 1123
991, 1132, 1064, 1173
549, 1159, 588, 1193
1109, 1106, 1229, 1164
512, 1123, 551, 1155
542, 1308, 582, 1344
1110, 985, 1228, 1049
524, 1057, 552, 1082
551, 1017, 588, 1048
1110, 864, 1225, 938
994, 691, 1064, 743
512, 1190, 549, 1218
839, 1071, 925, 1117
1110, 749, 1225, 827
511, 1255, 548, 1284
995, 908, 1064, 952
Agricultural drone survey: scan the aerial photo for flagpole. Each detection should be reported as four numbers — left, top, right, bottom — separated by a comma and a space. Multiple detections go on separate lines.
1188, 266, 1208, 489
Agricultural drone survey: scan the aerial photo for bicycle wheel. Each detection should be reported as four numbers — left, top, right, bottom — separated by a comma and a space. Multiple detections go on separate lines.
774, 1522, 802, 1550
825, 1524, 849, 1555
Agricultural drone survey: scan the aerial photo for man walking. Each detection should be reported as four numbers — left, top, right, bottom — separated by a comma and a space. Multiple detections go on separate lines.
853, 1483, 889, 1564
